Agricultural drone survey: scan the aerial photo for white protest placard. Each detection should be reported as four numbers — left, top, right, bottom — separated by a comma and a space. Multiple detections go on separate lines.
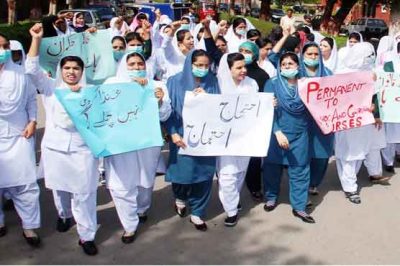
179, 92, 274, 156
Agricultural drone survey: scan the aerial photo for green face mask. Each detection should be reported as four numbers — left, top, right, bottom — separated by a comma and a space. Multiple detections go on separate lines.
281, 68, 298, 79
303, 57, 319, 67
113, 50, 125, 61
192, 66, 209, 78
0, 50, 11, 64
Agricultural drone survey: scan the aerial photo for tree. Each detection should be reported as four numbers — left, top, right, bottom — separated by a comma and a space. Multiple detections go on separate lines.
7, 0, 16, 25
320, 0, 336, 31
260, 0, 272, 20
49, 0, 57, 15
320, 0, 359, 33
229, 0, 235, 15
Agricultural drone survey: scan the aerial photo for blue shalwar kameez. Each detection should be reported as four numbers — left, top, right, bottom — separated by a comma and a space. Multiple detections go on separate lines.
299, 43, 334, 189
262, 68, 310, 212
165, 50, 220, 218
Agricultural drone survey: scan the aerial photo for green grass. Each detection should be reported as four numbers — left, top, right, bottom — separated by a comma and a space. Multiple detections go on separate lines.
219, 12, 277, 37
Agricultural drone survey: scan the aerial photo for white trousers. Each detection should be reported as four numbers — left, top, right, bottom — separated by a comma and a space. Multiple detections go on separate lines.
382, 143, 396, 167
218, 171, 246, 217
52, 190, 97, 241
137, 186, 153, 214
363, 150, 382, 177
0, 182, 40, 229
336, 159, 362, 193
109, 188, 139, 233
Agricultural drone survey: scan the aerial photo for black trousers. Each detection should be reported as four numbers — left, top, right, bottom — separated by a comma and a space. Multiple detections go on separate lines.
245, 157, 262, 193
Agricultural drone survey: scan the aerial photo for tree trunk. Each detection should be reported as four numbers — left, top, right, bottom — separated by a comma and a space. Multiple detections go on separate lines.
320, 0, 336, 31
331, 0, 359, 33
390, 0, 400, 35
229, 0, 235, 16
49, 0, 57, 15
260, 0, 271, 20
7, 0, 16, 25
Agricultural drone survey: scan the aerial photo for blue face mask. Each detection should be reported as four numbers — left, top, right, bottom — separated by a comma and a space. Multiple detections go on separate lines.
0, 50, 11, 64
113, 50, 125, 61
243, 54, 253, 65
180, 24, 190, 31
236, 28, 246, 36
127, 69, 147, 78
192, 66, 208, 78
303, 58, 319, 67
281, 68, 298, 79
127, 45, 143, 54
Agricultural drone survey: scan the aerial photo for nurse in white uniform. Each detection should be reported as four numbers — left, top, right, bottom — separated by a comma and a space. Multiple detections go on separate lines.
103, 51, 171, 243
0, 33, 41, 247
216, 53, 258, 227
26, 23, 99, 256
335, 42, 389, 205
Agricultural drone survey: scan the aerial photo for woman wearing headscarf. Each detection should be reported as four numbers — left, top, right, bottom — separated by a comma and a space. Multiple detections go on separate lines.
224, 17, 248, 53
237, 42, 270, 201
216, 52, 259, 226
256, 37, 277, 78
165, 49, 219, 231
10, 40, 26, 66
298, 42, 334, 196
375, 35, 394, 69
262, 52, 315, 223
109, 17, 129, 38
71, 12, 89, 33
335, 42, 389, 205
129, 12, 149, 33
337, 32, 363, 71
160, 21, 194, 81
26, 24, 99, 256
103, 52, 171, 243
380, 41, 400, 174
319, 37, 338, 73
0, 33, 41, 247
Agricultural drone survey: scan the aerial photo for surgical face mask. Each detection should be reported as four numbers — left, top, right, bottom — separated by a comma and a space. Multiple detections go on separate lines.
303, 57, 319, 67
113, 50, 125, 61
180, 24, 190, 31
281, 68, 298, 79
243, 54, 253, 65
127, 69, 147, 78
192, 66, 208, 78
363, 55, 375, 67
236, 28, 246, 36
0, 49, 11, 64
127, 45, 143, 54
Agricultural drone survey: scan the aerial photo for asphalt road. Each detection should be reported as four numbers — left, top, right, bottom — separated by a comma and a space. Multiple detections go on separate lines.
1, 97, 399, 264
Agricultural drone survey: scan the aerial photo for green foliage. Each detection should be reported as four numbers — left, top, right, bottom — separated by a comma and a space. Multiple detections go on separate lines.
0, 21, 36, 52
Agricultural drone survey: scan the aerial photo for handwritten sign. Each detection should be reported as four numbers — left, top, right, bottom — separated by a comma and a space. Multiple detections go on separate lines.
39, 30, 116, 84
54, 82, 163, 157
179, 92, 274, 156
298, 71, 375, 134
376, 72, 400, 123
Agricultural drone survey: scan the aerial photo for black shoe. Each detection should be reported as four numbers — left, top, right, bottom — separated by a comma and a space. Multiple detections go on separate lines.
23, 231, 41, 247
292, 210, 315, 224
263, 201, 277, 212
369, 175, 390, 184
308, 186, 319, 196
79, 240, 98, 256
0, 226, 7, 237
190, 218, 207, 231
121, 231, 136, 244
224, 215, 238, 227
2, 199, 14, 211
250, 191, 263, 202
138, 213, 148, 223
174, 204, 186, 217
56, 217, 72, 233
345, 191, 361, 204
237, 203, 242, 211
385, 165, 395, 173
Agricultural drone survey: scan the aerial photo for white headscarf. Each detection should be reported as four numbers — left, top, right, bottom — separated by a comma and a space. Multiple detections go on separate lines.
337, 31, 364, 72
321, 37, 338, 73
53, 57, 87, 129
193, 23, 206, 50
109, 17, 129, 38
10, 40, 26, 66
0, 53, 26, 117
54, 19, 75, 36
338, 42, 375, 74
217, 53, 258, 94
376, 35, 394, 67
